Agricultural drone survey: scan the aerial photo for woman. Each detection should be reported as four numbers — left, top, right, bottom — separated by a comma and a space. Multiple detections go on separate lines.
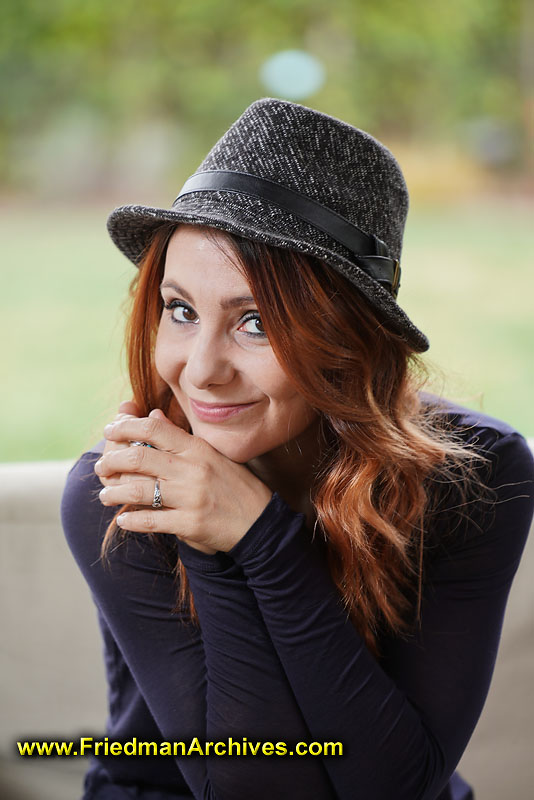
61, 98, 534, 800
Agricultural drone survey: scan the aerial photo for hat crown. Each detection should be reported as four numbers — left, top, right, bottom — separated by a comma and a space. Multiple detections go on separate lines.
193, 98, 409, 261
106, 98, 429, 352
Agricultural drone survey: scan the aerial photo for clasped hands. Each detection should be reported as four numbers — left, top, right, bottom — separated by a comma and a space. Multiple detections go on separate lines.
95, 401, 273, 554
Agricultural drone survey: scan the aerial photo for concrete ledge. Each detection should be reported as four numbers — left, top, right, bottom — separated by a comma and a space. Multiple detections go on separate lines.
0, 460, 106, 800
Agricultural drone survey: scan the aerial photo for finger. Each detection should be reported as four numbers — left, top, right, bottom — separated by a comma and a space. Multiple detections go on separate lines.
106, 402, 142, 432
98, 471, 154, 487
99, 479, 169, 508
98, 472, 121, 488
97, 438, 132, 487
116, 508, 217, 555
111, 411, 139, 425
94, 439, 184, 479
104, 410, 193, 453
114, 508, 216, 554
115, 508, 183, 536
103, 441, 130, 454
118, 399, 142, 416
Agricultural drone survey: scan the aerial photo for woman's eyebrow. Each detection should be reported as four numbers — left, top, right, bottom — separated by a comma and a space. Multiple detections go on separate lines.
160, 280, 255, 309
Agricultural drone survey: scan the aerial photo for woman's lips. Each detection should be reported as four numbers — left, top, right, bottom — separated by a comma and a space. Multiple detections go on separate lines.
189, 398, 258, 422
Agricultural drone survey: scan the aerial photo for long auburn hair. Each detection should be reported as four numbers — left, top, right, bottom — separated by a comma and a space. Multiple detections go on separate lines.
103, 222, 488, 656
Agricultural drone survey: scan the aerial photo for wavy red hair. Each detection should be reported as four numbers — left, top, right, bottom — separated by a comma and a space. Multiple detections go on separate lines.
103, 223, 486, 655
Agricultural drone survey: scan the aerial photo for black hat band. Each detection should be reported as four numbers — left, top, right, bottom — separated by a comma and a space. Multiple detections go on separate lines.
174, 170, 401, 298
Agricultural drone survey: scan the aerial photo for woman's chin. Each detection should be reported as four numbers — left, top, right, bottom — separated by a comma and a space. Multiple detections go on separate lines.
189, 427, 258, 463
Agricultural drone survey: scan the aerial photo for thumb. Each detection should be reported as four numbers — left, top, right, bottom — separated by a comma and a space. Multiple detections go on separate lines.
149, 408, 167, 421
118, 399, 141, 417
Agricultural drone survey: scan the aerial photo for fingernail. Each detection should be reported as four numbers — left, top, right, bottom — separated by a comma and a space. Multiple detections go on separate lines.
117, 514, 126, 527
99, 487, 109, 500
94, 458, 104, 473
104, 423, 115, 436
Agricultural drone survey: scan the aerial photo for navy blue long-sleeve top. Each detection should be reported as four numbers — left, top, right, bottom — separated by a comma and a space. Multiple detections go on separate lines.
61, 398, 534, 800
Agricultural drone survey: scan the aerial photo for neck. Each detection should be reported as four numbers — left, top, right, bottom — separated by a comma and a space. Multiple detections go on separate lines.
246, 416, 324, 517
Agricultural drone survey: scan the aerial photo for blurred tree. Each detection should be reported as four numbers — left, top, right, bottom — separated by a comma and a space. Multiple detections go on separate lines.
0, 0, 529, 191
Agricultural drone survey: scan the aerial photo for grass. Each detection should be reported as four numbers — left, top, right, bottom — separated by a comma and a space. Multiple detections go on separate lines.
1, 196, 532, 462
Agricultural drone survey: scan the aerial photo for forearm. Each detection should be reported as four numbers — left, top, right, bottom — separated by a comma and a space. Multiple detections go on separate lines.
84, 610, 197, 798
229, 482, 531, 800
62, 453, 332, 799
226, 450, 533, 800
63, 431, 534, 800
227, 492, 445, 799
62, 453, 212, 797
177, 542, 335, 800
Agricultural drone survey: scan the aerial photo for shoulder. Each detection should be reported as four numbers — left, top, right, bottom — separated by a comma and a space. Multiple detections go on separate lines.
420, 391, 523, 439
61, 440, 106, 516
60, 441, 180, 576
60, 441, 115, 564
420, 391, 534, 479
421, 394, 534, 579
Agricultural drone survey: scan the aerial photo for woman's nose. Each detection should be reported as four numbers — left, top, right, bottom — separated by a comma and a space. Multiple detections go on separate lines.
183, 331, 236, 389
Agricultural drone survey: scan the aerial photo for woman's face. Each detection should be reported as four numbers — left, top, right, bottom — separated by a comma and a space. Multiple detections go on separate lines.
155, 225, 318, 464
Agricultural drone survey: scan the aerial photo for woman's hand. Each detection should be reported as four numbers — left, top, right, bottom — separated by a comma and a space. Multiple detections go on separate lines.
95, 408, 273, 554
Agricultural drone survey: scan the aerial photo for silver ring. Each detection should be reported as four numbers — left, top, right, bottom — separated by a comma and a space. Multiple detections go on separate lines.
152, 478, 163, 509
129, 440, 154, 447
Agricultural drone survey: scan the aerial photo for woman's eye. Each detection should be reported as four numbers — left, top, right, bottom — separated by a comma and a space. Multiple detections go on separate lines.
163, 300, 198, 324
162, 301, 267, 339
240, 314, 267, 338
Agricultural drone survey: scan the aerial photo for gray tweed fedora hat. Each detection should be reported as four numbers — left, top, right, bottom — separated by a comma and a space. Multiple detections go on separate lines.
107, 97, 429, 352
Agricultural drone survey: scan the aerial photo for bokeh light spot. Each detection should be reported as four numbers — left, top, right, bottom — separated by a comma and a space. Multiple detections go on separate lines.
259, 50, 325, 99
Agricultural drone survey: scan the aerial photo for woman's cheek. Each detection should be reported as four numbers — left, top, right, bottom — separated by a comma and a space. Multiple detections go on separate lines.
154, 328, 175, 385
154, 332, 191, 430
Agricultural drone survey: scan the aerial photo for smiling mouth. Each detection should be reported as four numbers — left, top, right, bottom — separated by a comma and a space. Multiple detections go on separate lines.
190, 399, 255, 409
189, 398, 259, 422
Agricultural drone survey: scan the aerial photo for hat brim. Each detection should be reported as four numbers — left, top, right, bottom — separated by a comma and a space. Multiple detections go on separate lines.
107, 191, 429, 353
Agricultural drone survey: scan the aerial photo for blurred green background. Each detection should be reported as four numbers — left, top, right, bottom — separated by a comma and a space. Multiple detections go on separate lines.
1, 0, 533, 461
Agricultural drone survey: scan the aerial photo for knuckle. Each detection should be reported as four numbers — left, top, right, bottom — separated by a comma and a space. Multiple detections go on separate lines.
131, 482, 145, 504
142, 512, 156, 531
103, 440, 116, 456
127, 445, 144, 469
141, 416, 158, 439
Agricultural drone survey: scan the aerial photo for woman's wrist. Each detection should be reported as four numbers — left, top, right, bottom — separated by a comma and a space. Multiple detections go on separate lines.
177, 538, 233, 573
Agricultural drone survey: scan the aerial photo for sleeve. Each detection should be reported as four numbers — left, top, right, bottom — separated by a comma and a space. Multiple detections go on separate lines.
61, 452, 210, 799
62, 430, 534, 800
82, 609, 197, 799
61, 452, 334, 800
206, 430, 533, 800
